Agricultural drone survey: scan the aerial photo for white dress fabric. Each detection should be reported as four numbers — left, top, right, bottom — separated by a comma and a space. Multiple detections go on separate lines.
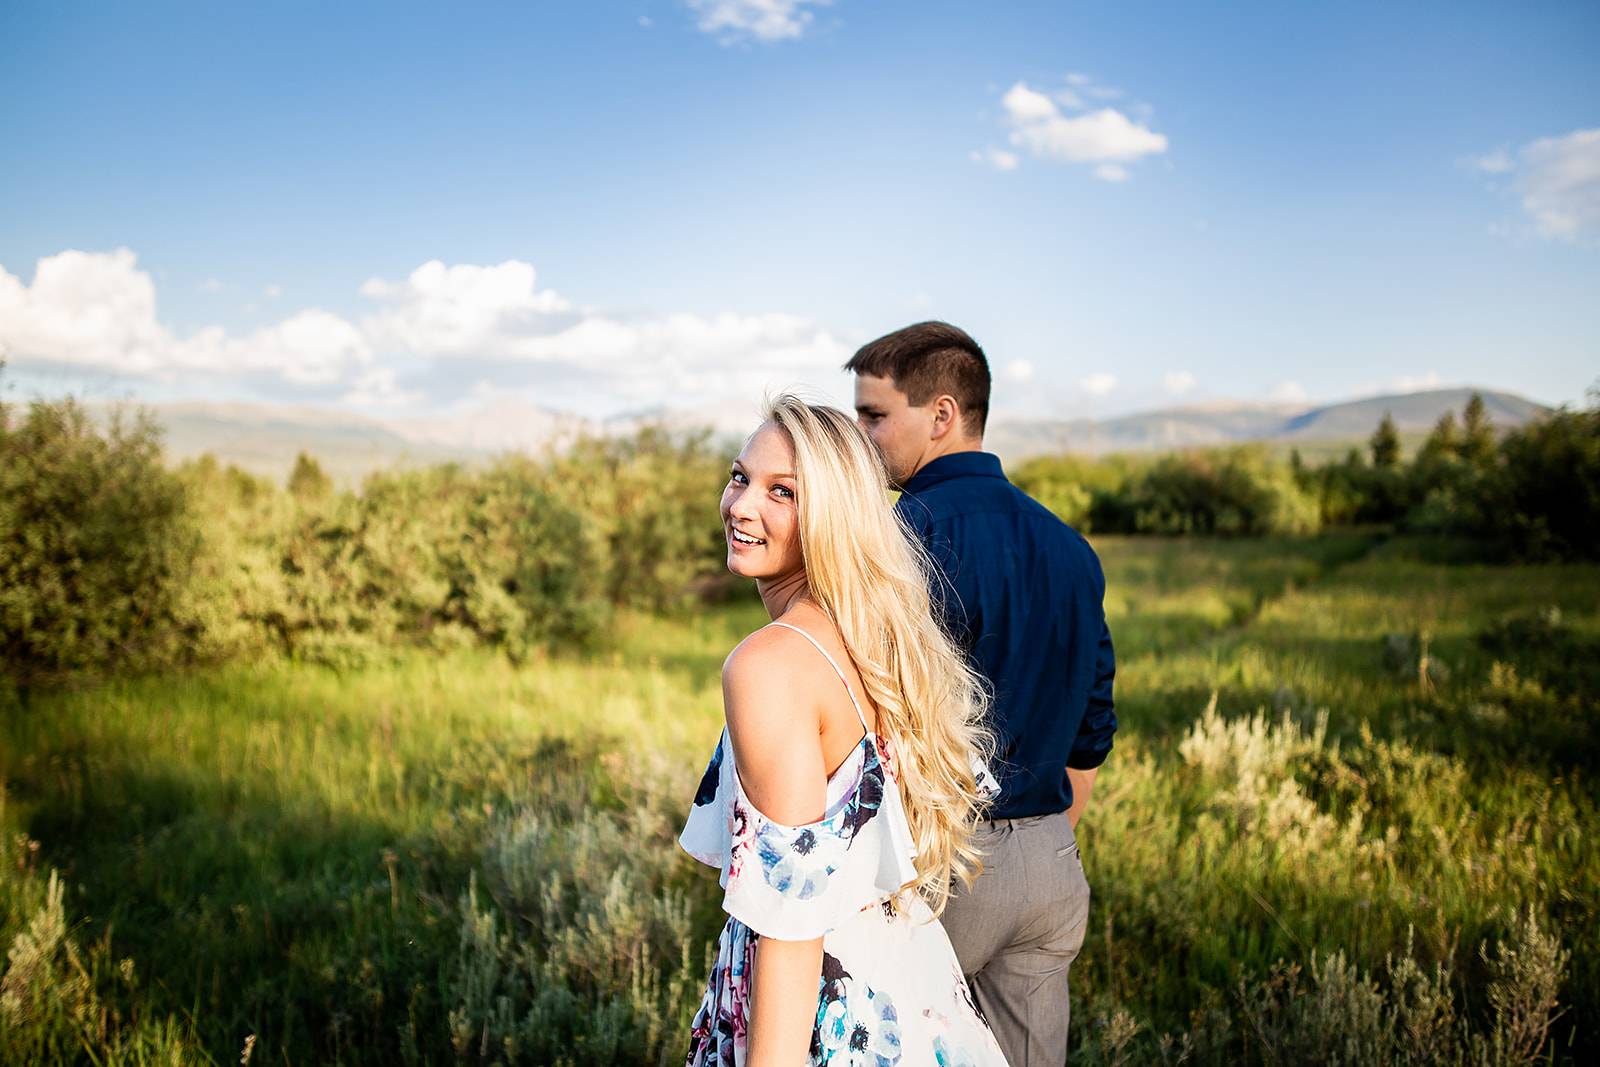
680, 622, 1009, 1067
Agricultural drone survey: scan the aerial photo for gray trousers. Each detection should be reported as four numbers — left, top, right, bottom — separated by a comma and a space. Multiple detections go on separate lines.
941, 810, 1091, 1066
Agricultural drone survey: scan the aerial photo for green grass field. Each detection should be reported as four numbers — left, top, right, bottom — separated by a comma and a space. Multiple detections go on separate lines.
2, 535, 1595, 1065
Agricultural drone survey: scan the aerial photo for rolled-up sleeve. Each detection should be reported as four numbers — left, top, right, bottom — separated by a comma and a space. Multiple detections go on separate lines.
1067, 614, 1116, 770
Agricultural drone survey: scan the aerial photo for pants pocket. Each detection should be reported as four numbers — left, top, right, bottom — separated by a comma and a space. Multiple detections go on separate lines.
1052, 811, 1081, 859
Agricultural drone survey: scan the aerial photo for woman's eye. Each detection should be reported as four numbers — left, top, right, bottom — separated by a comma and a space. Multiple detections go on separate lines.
730, 470, 747, 485
773, 485, 794, 499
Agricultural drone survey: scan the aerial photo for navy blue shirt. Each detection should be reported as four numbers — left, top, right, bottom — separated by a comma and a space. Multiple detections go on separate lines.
897, 452, 1116, 819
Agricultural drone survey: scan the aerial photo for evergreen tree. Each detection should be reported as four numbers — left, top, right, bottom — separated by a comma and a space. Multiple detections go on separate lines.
1418, 410, 1460, 463
1370, 412, 1401, 469
287, 451, 333, 499
1461, 392, 1496, 467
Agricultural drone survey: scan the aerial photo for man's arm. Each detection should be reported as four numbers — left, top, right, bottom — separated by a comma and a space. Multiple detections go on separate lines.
1065, 612, 1116, 827
1065, 767, 1097, 830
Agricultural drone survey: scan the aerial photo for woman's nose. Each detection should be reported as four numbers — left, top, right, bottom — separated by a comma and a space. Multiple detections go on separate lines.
727, 489, 758, 521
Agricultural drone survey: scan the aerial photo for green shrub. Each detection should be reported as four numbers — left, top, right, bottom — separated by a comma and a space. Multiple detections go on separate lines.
543, 427, 730, 611
1113, 447, 1321, 537
263, 460, 610, 666
1, 864, 208, 1065
0, 397, 198, 683
1474, 403, 1600, 561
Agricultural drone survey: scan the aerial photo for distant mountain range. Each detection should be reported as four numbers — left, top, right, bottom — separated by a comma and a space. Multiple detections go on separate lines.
985, 388, 1551, 462
90, 387, 1553, 483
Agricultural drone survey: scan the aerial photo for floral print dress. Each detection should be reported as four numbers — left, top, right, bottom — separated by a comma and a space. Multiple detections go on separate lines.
680, 622, 1009, 1067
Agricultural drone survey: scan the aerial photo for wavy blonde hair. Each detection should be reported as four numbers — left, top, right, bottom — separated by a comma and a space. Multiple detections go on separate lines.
764, 394, 993, 915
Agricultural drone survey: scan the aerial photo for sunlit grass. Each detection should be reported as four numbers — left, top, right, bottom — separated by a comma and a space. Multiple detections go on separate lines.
1, 536, 1594, 1064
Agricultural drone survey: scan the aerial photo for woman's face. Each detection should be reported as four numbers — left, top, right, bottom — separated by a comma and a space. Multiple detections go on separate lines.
720, 423, 805, 582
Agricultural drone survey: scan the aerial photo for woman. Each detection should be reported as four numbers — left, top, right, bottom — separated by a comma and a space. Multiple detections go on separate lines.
680, 396, 1008, 1066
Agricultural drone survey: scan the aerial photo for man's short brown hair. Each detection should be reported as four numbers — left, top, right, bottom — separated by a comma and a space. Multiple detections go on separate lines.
844, 321, 991, 435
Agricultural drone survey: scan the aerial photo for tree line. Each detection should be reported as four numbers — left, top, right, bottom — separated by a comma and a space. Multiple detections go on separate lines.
2, 383, 1595, 685
1012, 391, 1598, 559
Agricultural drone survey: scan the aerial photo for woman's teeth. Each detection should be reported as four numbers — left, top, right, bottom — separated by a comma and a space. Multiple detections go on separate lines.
731, 529, 765, 545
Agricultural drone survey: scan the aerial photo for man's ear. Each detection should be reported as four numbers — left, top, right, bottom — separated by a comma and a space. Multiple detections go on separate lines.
929, 395, 962, 441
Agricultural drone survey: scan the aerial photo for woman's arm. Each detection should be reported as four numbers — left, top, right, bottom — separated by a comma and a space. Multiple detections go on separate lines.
748, 937, 824, 1066
723, 628, 829, 1066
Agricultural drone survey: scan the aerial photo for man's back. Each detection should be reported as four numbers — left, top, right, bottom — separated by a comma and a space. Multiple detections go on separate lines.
848, 319, 1111, 1063
896, 451, 1117, 819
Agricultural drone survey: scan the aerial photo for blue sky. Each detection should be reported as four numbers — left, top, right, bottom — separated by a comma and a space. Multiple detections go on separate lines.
2, 0, 1596, 432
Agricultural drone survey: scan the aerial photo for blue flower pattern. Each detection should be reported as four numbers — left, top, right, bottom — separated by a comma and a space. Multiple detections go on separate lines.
682, 725, 1006, 1067
752, 738, 884, 899
694, 739, 724, 807
812, 953, 903, 1067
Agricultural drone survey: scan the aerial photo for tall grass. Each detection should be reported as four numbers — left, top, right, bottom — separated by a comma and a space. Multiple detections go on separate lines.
2, 539, 1594, 1064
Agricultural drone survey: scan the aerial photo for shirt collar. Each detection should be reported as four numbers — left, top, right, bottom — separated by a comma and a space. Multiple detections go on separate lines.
900, 451, 1008, 494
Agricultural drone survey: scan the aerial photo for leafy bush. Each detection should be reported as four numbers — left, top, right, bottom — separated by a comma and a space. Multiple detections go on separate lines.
262, 461, 610, 666
542, 428, 730, 611
2, 389, 731, 676
0, 397, 199, 684
1110, 447, 1321, 537
1472, 403, 1600, 561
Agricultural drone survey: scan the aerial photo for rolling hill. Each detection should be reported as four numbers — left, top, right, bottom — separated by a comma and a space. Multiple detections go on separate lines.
985, 388, 1552, 462
79, 387, 1555, 483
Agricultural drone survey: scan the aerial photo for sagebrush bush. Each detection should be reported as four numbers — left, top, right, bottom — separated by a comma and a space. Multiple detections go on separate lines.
1, 864, 207, 1065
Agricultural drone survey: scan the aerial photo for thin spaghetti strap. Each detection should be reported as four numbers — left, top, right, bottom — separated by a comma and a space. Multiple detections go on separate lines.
769, 621, 870, 731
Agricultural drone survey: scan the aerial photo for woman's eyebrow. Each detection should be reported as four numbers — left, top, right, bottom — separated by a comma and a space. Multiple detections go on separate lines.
734, 463, 796, 481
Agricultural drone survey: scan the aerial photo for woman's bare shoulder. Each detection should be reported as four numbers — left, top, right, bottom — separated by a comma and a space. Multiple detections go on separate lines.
722, 622, 824, 703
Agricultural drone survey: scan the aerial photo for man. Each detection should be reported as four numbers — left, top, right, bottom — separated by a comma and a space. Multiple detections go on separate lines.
846, 321, 1116, 1066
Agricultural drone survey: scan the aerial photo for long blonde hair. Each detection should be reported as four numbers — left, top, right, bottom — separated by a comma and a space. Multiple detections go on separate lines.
764, 394, 993, 915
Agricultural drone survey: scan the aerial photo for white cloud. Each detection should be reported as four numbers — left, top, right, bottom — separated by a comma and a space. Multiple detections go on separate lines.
1475, 148, 1514, 174
343, 365, 416, 407
970, 146, 1020, 171
361, 259, 571, 356
1065, 71, 1123, 101
200, 277, 223, 293
1269, 381, 1308, 404
1054, 88, 1086, 111
1163, 371, 1197, 395
181, 310, 372, 386
1518, 128, 1600, 240
1005, 359, 1035, 383
1473, 128, 1600, 241
685, 0, 831, 43
639, 15, 653, 28
264, 284, 282, 299
0, 249, 170, 372
1001, 82, 1058, 123
0, 248, 850, 419
355, 260, 844, 396
1079, 372, 1117, 397
0, 249, 374, 388
997, 80, 1168, 178
1388, 371, 1441, 393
